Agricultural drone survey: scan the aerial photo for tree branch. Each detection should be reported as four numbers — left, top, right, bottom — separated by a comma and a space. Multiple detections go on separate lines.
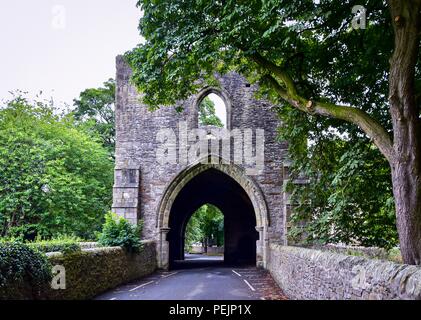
254, 53, 394, 163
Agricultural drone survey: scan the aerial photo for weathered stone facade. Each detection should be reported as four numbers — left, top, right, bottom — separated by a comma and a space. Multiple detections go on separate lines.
112, 56, 289, 269
268, 243, 421, 300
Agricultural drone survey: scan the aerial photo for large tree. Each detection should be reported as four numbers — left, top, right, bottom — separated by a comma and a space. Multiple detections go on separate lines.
73, 79, 115, 155
126, 0, 421, 264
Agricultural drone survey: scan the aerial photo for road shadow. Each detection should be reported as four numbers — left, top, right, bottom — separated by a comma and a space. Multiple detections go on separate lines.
171, 253, 223, 269
170, 253, 255, 270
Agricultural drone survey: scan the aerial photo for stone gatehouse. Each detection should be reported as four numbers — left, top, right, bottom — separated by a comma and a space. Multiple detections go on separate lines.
112, 56, 290, 269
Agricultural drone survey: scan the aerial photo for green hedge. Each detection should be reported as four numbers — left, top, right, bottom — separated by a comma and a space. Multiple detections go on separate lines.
27, 239, 81, 255
0, 240, 157, 300
46, 242, 156, 300
0, 242, 52, 299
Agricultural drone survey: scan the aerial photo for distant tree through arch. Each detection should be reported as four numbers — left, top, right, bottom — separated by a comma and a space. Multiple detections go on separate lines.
198, 93, 226, 128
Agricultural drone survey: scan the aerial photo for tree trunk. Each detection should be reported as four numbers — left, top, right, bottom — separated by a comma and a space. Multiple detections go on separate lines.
203, 238, 208, 253
392, 166, 421, 265
388, 0, 421, 265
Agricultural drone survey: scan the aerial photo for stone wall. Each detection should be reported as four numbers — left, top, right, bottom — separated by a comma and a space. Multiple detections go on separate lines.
268, 243, 421, 300
45, 240, 157, 300
78, 242, 100, 249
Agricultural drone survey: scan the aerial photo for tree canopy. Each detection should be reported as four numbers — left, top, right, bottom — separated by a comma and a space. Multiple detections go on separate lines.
73, 79, 115, 156
0, 96, 113, 240
126, 0, 394, 131
126, 0, 421, 264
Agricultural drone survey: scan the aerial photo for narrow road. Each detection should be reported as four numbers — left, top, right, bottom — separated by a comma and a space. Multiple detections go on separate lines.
95, 255, 287, 300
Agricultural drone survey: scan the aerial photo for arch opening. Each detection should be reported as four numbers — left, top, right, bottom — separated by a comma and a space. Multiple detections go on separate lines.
157, 158, 269, 270
166, 168, 259, 269
198, 93, 227, 129
184, 204, 224, 254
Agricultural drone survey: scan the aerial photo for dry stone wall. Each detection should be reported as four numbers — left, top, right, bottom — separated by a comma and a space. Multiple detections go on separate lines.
268, 243, 421, 300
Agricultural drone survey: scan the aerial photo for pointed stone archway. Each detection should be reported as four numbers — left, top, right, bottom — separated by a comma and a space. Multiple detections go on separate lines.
156, 155, 269, 270
113, 60, 288, 272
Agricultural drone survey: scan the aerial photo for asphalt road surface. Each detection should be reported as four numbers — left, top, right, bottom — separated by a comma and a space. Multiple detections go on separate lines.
95, 255, 287, 300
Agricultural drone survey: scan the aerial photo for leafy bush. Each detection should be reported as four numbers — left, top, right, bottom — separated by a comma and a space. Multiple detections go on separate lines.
281, 119, 398, 249
0, 96, 113, 240
97, 213, 142, 252
0, 242, 52, 299
27, 236, 82, 254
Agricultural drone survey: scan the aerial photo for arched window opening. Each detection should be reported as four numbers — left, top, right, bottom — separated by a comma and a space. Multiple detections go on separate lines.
198, 93, 227, 129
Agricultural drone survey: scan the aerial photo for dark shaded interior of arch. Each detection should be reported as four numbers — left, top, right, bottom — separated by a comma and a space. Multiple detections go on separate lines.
168, 168, 258, 268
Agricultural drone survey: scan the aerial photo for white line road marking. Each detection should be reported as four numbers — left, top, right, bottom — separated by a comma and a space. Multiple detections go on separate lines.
232, 270, 242, 277
162, 271, 178, 278
129, 281, 154, 292
109, 297, 117, 300
244, 279, 256, 292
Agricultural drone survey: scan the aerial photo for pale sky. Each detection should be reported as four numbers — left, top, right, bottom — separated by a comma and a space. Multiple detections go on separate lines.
0, 0, 227, 122
0, 0, 142, 106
